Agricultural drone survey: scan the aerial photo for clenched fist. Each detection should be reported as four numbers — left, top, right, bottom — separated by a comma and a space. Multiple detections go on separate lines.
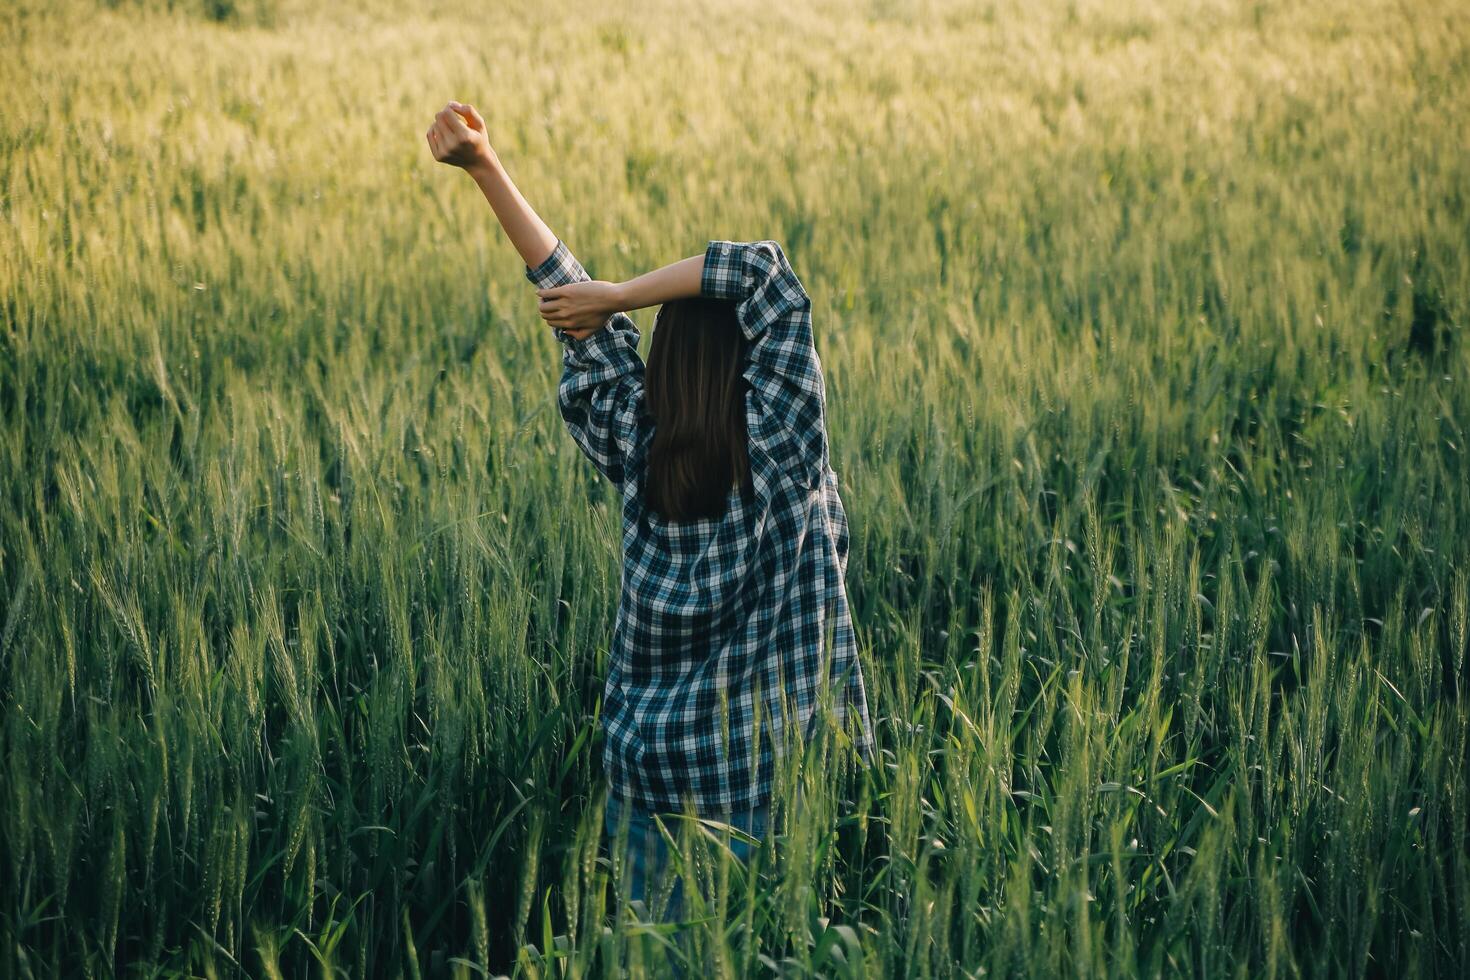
426, 101, 494, 171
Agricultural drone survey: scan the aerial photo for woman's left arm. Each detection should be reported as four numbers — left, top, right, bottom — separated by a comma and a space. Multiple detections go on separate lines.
525, 243, 648, 488
428, 100, 645, 485
427, 102, 559, 271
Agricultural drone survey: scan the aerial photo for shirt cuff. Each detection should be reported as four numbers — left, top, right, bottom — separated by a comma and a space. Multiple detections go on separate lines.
525, 240, 596, 347
700, 240, 745, 301
524, 239, 588, 290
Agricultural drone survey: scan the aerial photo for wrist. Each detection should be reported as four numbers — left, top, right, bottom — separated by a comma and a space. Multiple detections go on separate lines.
463, 151, 502, 183
610, 281, 632, 313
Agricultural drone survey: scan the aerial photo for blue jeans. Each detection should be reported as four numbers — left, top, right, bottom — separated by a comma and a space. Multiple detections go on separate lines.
603, 791, 769, 925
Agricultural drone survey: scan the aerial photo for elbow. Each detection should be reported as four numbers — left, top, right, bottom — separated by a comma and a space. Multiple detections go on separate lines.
753, 240, 802, 286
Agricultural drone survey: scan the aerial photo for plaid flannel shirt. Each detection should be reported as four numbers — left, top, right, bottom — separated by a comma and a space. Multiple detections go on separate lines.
526, 238, 874, 813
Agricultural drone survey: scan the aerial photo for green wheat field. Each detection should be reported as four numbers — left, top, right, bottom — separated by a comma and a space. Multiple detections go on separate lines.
3, 0, 1469, 976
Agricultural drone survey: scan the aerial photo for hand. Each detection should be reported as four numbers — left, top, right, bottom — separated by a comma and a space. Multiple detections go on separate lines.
537, 280, 626, 333
426, 101, 494, 172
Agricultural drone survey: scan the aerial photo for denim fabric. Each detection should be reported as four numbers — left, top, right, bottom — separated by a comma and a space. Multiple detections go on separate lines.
603, 791, 769, 925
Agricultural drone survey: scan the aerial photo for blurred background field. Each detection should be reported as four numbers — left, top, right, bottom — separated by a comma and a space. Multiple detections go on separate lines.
3, 0, 1469, 975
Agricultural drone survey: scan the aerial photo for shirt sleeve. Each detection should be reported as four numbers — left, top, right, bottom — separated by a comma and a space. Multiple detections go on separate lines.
525, 240, 647, 488
700, 239, 829, 489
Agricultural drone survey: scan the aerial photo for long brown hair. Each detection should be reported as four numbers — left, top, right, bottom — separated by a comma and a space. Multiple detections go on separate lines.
643, 297, 750, 521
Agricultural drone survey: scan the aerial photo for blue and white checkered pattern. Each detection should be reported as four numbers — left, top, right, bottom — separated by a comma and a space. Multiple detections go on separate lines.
526, 238, 874, 812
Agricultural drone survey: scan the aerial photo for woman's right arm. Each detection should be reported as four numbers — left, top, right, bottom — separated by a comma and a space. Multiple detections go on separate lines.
537, 240, 831, 489
700, 240, 829, 489
534, 254, 705, 329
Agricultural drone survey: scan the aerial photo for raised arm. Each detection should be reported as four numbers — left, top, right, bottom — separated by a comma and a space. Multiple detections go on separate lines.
426, 101, 558, 272
427, 100, 646, 485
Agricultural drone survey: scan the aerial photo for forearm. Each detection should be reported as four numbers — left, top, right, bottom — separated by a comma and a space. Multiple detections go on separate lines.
465, 156, 559, 271
613, 255, 705, 311
533, 249, 706, 332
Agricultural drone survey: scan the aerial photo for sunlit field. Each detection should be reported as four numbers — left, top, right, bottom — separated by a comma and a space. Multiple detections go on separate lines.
3, 0, 1469, 975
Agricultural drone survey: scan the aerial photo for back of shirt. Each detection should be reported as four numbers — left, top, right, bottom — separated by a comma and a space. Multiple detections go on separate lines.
527, 238, 874, 813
